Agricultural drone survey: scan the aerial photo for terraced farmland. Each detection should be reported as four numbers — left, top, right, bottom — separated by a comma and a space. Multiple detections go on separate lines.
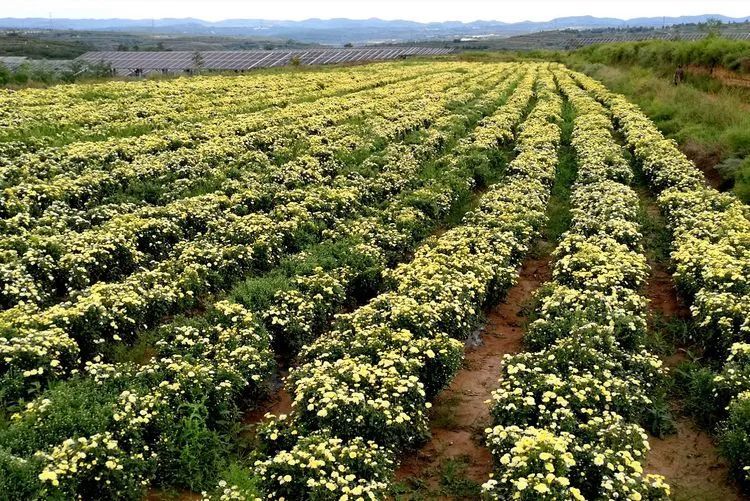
0, 61, 748, 500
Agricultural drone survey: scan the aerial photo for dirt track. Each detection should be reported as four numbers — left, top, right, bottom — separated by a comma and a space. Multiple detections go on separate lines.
394, 256, 551, 494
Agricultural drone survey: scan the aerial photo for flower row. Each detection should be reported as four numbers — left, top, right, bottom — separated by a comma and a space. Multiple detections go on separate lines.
568, 68, 750, 487
0, 67, 521, 411
0, 67, 476, 221
0, 68, 510, 310
235, 65, 557, 500
481, 68, 670, 500
0, 62, 439, 157
0, 67, 526, 498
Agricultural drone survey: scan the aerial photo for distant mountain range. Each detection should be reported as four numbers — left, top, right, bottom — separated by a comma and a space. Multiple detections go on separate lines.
1, 15, 748, 44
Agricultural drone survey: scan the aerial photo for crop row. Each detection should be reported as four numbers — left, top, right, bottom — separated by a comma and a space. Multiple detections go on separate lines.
572, 70, 750, 355
0, 67, 510, 310
1, 68, 502, 243
0, 64, 439, 187
570, 67, 750, 484
481, 67, 670, 500
226, 65, 554, 500
0, 67, 476, 221
0, 62, 443, 149
0, 67, 522, 410
568, 70, 750, 485
0, 66, 533, 499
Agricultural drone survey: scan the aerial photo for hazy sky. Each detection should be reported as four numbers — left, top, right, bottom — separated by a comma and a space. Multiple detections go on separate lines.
4, 0, 750, 23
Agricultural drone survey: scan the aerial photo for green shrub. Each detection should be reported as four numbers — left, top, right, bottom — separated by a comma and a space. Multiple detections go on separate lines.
0, 449, 43, 500
673, 361, 724, 428
154, 402, 230, 492
718, 394, 750, 486
0, 378, 123, 456
734, 157, 750, 203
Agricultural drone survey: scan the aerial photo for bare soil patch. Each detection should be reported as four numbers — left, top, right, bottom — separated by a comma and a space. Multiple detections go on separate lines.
646, 265, 690, 320
680, 140, 726, 190
243, 369, 293, 425
646, 418, 743, 501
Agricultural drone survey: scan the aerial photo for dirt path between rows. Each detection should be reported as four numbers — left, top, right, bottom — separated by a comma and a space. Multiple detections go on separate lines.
243, 369, 293, 424
646, 417, 742, 501
393, 254, 551, 497
640, 201, 743, 501
643, 263, 741, 500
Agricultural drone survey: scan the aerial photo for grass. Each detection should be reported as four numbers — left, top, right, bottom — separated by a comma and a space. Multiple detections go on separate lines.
567, 58, 750, 202
391, 456, 483, 500
542, 99, 577, 247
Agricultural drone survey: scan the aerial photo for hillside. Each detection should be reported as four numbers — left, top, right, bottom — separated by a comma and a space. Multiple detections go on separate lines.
1, 14, 749, 44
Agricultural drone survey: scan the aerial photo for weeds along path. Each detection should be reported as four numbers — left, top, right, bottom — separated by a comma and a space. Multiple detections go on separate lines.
392, 96, 576, 499
634, 180, 741, 500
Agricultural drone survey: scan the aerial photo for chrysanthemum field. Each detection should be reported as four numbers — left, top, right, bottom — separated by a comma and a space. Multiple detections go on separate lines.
0, 61, 748, 500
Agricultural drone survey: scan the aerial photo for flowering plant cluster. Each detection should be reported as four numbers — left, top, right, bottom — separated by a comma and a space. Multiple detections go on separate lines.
701, 343, 750, 484
0, 65, 452, 217
482, 69, 670, 500
5, 301, 273, 498
0, 68, 481, 311
244, 65, 562, 499
0, 64, 514, 407
569, 67, 750, 484
1, 63, 529, 498
569, 69, 749, 355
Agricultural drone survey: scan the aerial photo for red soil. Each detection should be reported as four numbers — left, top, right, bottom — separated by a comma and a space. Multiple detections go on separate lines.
646, 418, 743, 501
243, 369, 293, 424
641, 206, 743, 500
687, 65, 750, 89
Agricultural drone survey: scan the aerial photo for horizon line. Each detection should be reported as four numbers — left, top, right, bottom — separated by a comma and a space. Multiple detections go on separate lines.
2, 13, 749, 25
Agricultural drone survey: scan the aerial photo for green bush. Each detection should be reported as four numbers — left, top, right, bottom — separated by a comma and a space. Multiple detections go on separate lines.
154, 402, 230, 492
735, 157, 750, 203
673, 361, 724, 428
255, 433, 394, 500
0, 378, 123, 456
719, 395, 750, 485
577, 38, 750, 75
0, 449, 43, 500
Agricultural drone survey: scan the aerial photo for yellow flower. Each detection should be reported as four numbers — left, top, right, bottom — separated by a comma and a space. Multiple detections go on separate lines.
39, 470, 59, 486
